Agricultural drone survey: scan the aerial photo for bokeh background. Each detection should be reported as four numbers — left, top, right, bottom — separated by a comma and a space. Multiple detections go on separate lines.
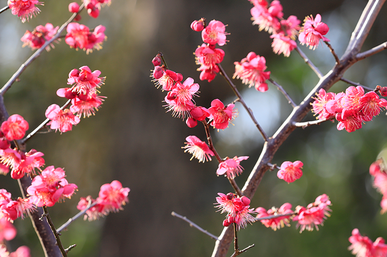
1, 0, 387, 256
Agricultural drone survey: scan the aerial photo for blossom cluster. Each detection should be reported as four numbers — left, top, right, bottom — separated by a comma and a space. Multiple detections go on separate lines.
348, 228, 387, 257
190, 19, 227, 82
312, 87, 387, 132
46, 66, 105, 133
249, 0, 329, 56
256, 194, 332, 233
152, 55, 236, 130
19, 2, 107, 53
77, 180, 130, 221
369, 160, 387, 214
215, 193, 256, 230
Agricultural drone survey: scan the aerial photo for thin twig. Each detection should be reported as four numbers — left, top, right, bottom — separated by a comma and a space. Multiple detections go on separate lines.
340, 78, 374, 91
0, 4, 85, 96
268, 79, 297, 107
217, 63, 268, 142
21, 99, 72, 144
233, 223, 238, 254
228, 178, 242, 197
202, 121, 222, 162
57, 202, 98, 233
171, 212, 218, 240
42, 207, 67, 257
254, 212, 296, 222
0, 5, 9, 14
356, 41, 387, 60
295, 47, 323, 78
293, 119, 329, 128
64, 245, 76, 253
324, 42, 340, 64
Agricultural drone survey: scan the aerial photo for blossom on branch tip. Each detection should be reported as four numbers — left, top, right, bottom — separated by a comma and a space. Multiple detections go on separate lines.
201, 20, 228, 46
208, 99, 236, 130
277, 160, 303, 183
216, 156, 249, 179
182, 136, 214, 163
27, 166, 77, 207
299, 14, 329, 50
78, 181, 130, 220
1, 115, 28, 141
293, 194, 331, 232
256, 203, 293, 231
233, 52, 270, 92
8, 0, 43, 23
45, 104, 80, 133
191, 19, 205, 32
21, 23, 59, 51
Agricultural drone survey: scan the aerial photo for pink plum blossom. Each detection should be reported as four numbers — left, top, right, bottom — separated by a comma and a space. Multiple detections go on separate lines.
208, 99, 236, 130
277, 160, 303, 183
233, 52, 271, 92
299, 14, 329, 50
27, 166, 77, 207
182, 136, 214, 163
216, 156, 249, 179
21, 23, 59, 51
8, 0, 42, 22
201, 20, 228, 46
45, 104, 80, 133
1, 114, 29, 141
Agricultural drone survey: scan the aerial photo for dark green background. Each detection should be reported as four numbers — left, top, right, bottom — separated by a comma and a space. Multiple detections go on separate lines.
1, 0, 387, 256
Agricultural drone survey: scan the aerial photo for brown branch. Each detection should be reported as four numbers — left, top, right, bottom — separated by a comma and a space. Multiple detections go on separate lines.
42, 207, 67, 256
325, 42, 340, 64
211, 1, 386, 256
339, 78, 374, 91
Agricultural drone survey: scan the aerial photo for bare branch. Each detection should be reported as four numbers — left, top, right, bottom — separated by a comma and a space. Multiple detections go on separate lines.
268, 79, 297, 107
340, 78, 374, 91
293, 119, 329, 128
356, 41, 387, 60
295, 47, 323, 78
171, 212, 218, 240
217, 63, 268, 142
57, 202, 98, 233
324, 42, 340, 64
0, 6, 9, 14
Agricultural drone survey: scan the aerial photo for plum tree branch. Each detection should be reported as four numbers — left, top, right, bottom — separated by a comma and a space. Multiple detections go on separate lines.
211, 1, 386, 256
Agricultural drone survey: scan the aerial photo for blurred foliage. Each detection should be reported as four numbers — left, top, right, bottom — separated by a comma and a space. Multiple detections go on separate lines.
1, 0, 387, 256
